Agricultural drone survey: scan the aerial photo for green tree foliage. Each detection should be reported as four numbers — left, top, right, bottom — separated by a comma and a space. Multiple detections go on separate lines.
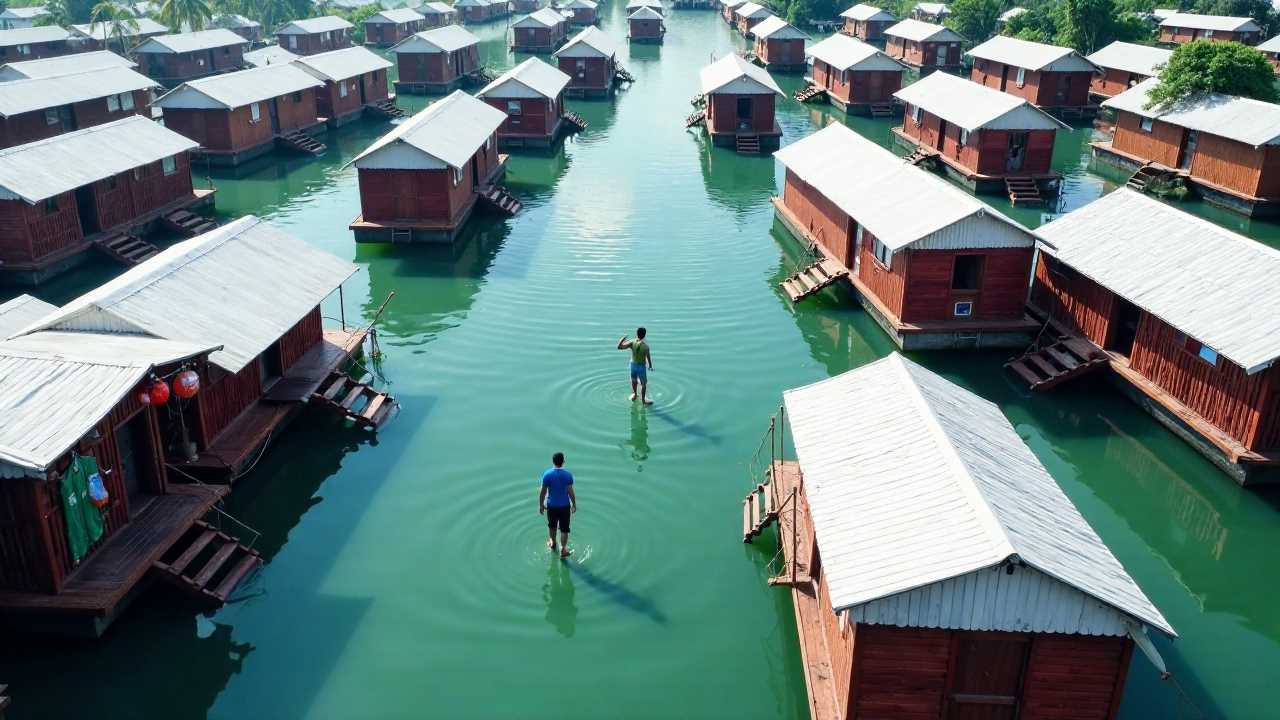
90, 0, 139, 53
774, 0, 841, 26
1002, 7, 1055, 43
158, 0, 212, 31
999, 0, 1152, 51
945, 0, 1002, 44
1146, 39, 1279, 108
336, 3, 381, 43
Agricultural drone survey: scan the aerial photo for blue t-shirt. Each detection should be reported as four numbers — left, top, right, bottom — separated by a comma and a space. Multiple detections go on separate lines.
541, 468, 574, 507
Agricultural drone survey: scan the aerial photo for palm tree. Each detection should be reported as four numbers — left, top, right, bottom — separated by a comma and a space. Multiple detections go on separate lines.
158, 0, 212, 31
90, 1, 141, 55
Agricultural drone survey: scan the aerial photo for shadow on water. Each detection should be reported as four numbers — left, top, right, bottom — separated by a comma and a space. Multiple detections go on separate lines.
646, 404, 723, 445
565, 559, 667, 625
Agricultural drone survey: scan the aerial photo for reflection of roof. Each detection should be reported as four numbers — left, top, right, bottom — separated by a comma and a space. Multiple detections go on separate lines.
840, 4, 894, 22
277, 16, 354, 34
1086, 41, 1170, 77
391, 24, 480, 53
478, 56, 569, 99
967, 35, 1099, 73
133, 28, 248, 54
883, 18, 961, 42
0, 66, 157, 117
353, 90, 506, 171
244, 44, 299, 67
1037, 189, 1280, 374
0, 26, 73, 47
894, 71, 1066, 132
154, 63, 323, 110
0, 50, 135, 79
1103, 77, 1280, 146
699, 53, 783, 95
782, 352, 1175, 638
1159, 12, 1261, 32
751, 16, 807, 40
554, 26, 617, 58
806, 33, 903, 71
294, 45, 392, 82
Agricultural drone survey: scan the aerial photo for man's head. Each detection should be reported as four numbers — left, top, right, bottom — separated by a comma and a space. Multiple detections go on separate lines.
636, 327, 646, 339
552, 452, 565, 468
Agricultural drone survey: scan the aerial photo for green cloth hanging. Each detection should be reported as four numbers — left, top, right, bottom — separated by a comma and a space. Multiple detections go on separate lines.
61, 454, 105, 564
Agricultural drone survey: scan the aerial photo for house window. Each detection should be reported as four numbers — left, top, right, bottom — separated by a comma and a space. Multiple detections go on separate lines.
43, 197, 58, 213
17, 44, 30, 55
121, 92, 134, 111
340, 81, 349, 98
954, 300, 974, 317
873, 238, 892, 268
250, 102, 261, 121
959, 129, 969, 145
507, 100, 522, 115
1198, 345, 1219, 365
162, 155, 177, 176
108, 93, 121, 112
1015, 67, 1026, 87
1204, 29, 1214, 39
288, 35, 298, 49
44, 108, 59, 125
453, 166, 464, 185
1139, 116, 1154, 132
911, 105, 921, 124
292, 91, 302, 102
951, 255, 984, 290
197, 57, 205, 66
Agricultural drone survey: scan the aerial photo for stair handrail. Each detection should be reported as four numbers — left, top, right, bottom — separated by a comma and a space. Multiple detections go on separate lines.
163, 462, 264, 550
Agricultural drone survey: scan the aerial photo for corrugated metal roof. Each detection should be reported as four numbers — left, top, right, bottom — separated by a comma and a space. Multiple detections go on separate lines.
0, 66, 158, 118
212, 13, 260, 29
841, 4, 894, 22
773, 123, 1035, 253
418, 2, 457, 15
294, 45, 392, 82
1103, 77, 1280, 146
554, 26, 617, 59
154, 63, 323, 110
70, 18, 168, 41
1258, 34, 1280, 52
752, 16, 807, 40
0, 26, 74, 47
734, 2, 771, 18
244, 44, 299, 67
720, 0, 747, 7
352, 90, 505, 170
0, 295, 55, 338
628, 6, 663, 20
913, 2, 948, 15
0, 50, 135, 80
368, 7, 425, 23
894, 71, 1066, 131
478, 56, 569, 99
806, 33, 902, 71
18, 216, 356, 374
0, 116, 196, 203
699, 53, 783, 95
563, 0, 599, 7
967, 35, 1099, 73
514, 8, 567, 27
1036, 188, 1280, 373
392, 24, 480, 53
133, 28, 247, 54
883, 18, 961, 42
1086, 41, 1170, 77
625, 0, 663, 11
0, 7, 49, 20
1159, 12, 1260, 32
782, 353, 1175, 637
277, 16, 354, 34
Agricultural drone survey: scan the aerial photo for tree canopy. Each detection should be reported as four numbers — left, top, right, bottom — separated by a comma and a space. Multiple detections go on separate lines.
999, 0, 1152, 52
1146, 40, 1280, 108
945, 0, 1002, 44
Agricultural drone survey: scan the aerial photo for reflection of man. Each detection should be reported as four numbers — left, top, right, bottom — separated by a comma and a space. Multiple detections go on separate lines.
543, 561, 577, 639
538, 452, 577, 559
623, 404, 650, 469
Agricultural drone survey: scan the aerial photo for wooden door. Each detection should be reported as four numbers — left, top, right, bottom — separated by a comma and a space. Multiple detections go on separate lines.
1179, 130, 1198, 170
867, 71, 881, 100
1007, 132, 1027, 171
946, 634, 1030, 720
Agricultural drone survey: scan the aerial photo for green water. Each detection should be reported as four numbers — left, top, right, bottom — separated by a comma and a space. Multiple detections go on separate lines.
3, 7, 1280, 719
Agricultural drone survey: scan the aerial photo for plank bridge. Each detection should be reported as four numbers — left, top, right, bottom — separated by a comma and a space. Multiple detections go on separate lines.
477, 184, 522, 216
277, 129, 326, 155
780, 257, 847, 303
562, 110, 589, 132
151, 519, 261, 609
313, 371, 397, 429
793, 84, 827, 103
1005, 336, 1108, 391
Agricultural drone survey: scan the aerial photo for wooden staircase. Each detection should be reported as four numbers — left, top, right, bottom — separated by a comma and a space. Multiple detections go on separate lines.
903, 145, 936, 166
1005, 337, 1108, 391
736, 134, 761, 154
684, 109, 706, 128
151, 520, 261, 609
277, 129, 326, 155
742, 482, 778, 543
95, 232, 159, 266
314, 371, 397, 428
793, 84, 827, 103
869, 101, 895, 118
477, 184, 522, 216
465, 66, 496, 87
366, 98, 407, 120
614, 65, 635, 84
562, 110, 589, 132
1005, 177, 1043, 206
780, 258, 848, 303
161, 208, 217, 237
1127, 162, 1178, 193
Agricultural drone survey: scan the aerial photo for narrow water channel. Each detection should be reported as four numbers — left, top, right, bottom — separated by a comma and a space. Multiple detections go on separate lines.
2, 6, 1279, 719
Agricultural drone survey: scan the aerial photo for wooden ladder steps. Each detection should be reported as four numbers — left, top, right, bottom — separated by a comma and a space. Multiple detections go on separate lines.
151, 520, 261, 608
313, 371, 397, 428
1006, 177, 1043, 206
903, 145, 936, 166
614, 65, 635, 83
277, 130, 326, 155
742, 483, 779, 543
736, 135, 761, 154
1004, 337, 1108, 391
162, 209, 217, 237
869, 102, 895, 118
562, 110, 589, 132
366, 98, 407, 119
478, 185, 522, 216
685, 109, 706, 128
96, 232, 160, 266
793, 84, 827, 103
780, 258, 849, 303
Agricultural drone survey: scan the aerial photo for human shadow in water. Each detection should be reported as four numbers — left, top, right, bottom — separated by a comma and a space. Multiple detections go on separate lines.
544, 559, 578, 638
566, 561, 667, 625
645, 404, 723, 445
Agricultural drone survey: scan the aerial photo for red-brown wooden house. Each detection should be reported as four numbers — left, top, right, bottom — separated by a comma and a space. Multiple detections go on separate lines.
894, 71, 1067, 195
69, 17, 168, 52
350, 90, 508, 243
0, 116, 211, 285
154, 63, 326, 166
1094, 78, 1280, 217
733, 2, 772, 36
455, 0, 511, 24
512, 7, 569, 52
720, 0, 746, 24
275, 16, 354, 56
883, 18, 962, 74
417, 2, 460, 28
1158, 13, 1261, 45
132, 29, 249, 87
751, 16, 806, 71
805, 33, 904, 114
563, 0, 599, 26
839, 4, 895, 42
910, 1, 948, 22
1031, 188, 1280, 484
967, 35, 1100, 113
1085, 41, 1171, 99
772, 123, 1041, 349
514, 0, 542, 12
554, 27, 619, 97
698, 53, 783, 152
477, 56, 571, 146
0, 26, 79, 63
364, 8, 426, 47
391, 25, 482, 94
1257, 34, 1280, 73
627, 7, 665, 45
0, 62, 158, 149
294, 46, 394, 127
750, 352, 1176, 720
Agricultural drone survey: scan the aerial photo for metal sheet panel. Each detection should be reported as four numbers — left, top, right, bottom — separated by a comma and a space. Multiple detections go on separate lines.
554, 27, 618, 59
841, 4, 895, 22
69, 18, 168, 42
0, 295, 55, 338
806, 33, 905, 72
0, 26, 73, 48
1086, 41, 1171, 78
391, 25, 480, 53
0, 66, 158, 118
244, 45, 299, 67
883, 18, 961, 43
894, 71, 1067, 131
479, 57, 570, 100
153, 64, 324, 110
967, 35, 1099, 73
133, 28, 247, 54
352, 90, 506, 170
294, 46, 392, 82
368, 8, 426, 23
1103, 77, 1280, 146
277, 16, 355, 34
699, 53, 783, 95
1159, 12, 1260, 32
752, 17, 808, 40
0, 50, 135, 79
513, 8, 568, 28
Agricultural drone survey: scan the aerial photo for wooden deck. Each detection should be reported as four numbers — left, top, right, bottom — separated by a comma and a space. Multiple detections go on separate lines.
892, 127, 1061, 184
0, 485, 226, 615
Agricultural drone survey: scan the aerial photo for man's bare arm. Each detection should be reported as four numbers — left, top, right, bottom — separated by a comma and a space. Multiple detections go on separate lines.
538, 486, 548, 514
567, 486, 577, 513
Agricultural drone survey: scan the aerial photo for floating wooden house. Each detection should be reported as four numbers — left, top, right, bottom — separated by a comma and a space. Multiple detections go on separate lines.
839, 4, 895, 42
0, 26, 78, 62
748, 352, 1175, 719
243, 44, 299, 68
350, 91, 508, 243
1158, 13, 1261, 45
1086, 41, 1171, 100
153, 64, 326, 166
1094, 78, 1280, 217
0, 63, 158, 150
883, 18, 963, 74
805, 34, 904, 114
1258, 35, 1280, 73
910, 1, 948, 22
734, 2, 772, 37
212, 13, 263, 44
626, 0, 664, 15
751, 17, 806, 71
132, 30, 249, 87
554, 27, 618, 97
967, 35, 1100, 114
563, 0, 600, 26
894, 71, 1066, 197
275, 16, 355, 55
513, 0, 542, 12
294, 46, 394, 127
1030, 188, 1280, 484
478, 57, 571, 146
698, 54, 783, 152
628, 7, 665, 44
417, 2, 460, 28
513, 8, 570, 52
772, 123, 1041, 348
391, 25, 482, 94
69, 18, 168, 52
365, 8, 426, 47
455, 0, 511, 24
0, 116, 210, 285
0, 48, 134, 79
0, 6, 49, 30
720, 0, 746, 24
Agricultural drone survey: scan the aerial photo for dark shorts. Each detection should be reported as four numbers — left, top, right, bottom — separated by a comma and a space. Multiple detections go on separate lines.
547, 505, 571, 533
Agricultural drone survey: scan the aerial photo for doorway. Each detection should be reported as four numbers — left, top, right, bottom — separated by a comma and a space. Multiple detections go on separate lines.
58, 105, 76, 132
1179, 130, 1198, 170
74, 185, 98, 235
736, 96, 752, 130
946, 634, 1030, 720
470, 154, 479, 188
1055, 74, 1071, 104
115, 411, 158, 518
936, 120, 948, 151
268, 99, 281, 134
1007, 132, 1027, 171
1107, 297, 1142, 357
454, 49, 465, 78
999, 64, 1009, 91
258, 341, 284, 391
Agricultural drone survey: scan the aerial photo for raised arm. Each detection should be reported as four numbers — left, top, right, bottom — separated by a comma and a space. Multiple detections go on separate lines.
616, 335, 630, 350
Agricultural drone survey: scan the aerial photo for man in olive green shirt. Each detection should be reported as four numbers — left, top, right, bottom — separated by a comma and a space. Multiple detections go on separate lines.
617, 327, 654, 405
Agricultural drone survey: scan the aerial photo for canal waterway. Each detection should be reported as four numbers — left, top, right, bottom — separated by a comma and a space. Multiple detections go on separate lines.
3, 6, 1279, 719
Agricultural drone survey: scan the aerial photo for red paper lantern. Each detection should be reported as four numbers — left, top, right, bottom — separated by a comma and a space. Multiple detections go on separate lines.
173, 370, 200, 399
148, 379, 170, 406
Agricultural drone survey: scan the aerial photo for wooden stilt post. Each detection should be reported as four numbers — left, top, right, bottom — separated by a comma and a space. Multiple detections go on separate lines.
339, 285, 347, 331
791, 487, 798, 585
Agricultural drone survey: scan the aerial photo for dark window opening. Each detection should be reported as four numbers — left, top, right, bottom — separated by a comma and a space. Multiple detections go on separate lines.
292, 91, 303, 102
951, 254, 984, 291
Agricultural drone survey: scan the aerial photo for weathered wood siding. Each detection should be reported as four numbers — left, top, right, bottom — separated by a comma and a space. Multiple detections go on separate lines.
1031, 253, 1115, 346
137, 44, 245, 83
782, 169, 855, 266
317, 69, 387, 120
756, 37, 803, 65
483, 95, 561, 139
706, 92, 776, 134
630, 18, 663, 40
1113, 111, 1280, 199
1090, 67, 1145, 98
558, 55, 613, 91
357, 136, 499, 223
199, 362, 263, 445
365, 20, 422, 46
0, 38, 75, 62
850, 625, 951, 719
886, 37, 959, 68
278, 306, 323, 371
1111, 110, 1183, 167
971, 60, 1092, 107
278, 28, 353, 55
1021, 635, 1131, 720
844, 18, 892, 41
1159, 26, 1258, 45
0, 190, 82, 266
0, 88, 151, 150
901, 247, 1034, 323
814, 61, 902, 105
858, 226, 907, 319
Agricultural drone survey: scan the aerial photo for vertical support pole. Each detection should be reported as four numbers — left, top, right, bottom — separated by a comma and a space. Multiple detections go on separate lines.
791, 487, 798, 585
339, 285, 347, 331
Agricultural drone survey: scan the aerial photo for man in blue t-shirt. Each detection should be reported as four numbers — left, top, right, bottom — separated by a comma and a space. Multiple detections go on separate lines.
539, 451, 577, 559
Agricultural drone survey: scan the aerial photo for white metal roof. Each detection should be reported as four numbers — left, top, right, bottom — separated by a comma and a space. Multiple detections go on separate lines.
894, 71, 1066, 132
0, 116, 196, 203
294, 45, 391, 82
212, 13, 261, 29
70, 18, 167, 41
368, 7, 425, 23
626, 0, 663, 10
1102, 77, 1280, 146
1086, 41, 1170, 77
699, 52, 782, 95
1159, 12, 1260, 32
806, 33, 902, 71
628, 6, 663, 20
554, 26, 617, 59
0, 50, 135, 79
18, 216, 357, 374
563, 0, 599, 8
514, 8, 567, 28
392, 24, 480, 53
1258, 34, 1280, 52
353, 90, 505, 171
153, 63, 323, 110
752, 16, 807, 40
967, 35, 1099, 73
478, 56, 569, 98
840, 4, 894, 22
913, 2, 948, 15
734, 2, 771, 19
0, 7, 48, 20
418, 2, 457, 15
1036, 188, 1280, 373
0, 295, 55, 338
0, 26, 73, 47
782, 352, 1175, 637
133, 28, 248, 54
998, 6, 1026, 22
0, 65, 158, 118
244, 44, 299, 67
773, 123, 1036, 253
720, 0, 747, 7
883, 18, 961, 42
277, 16, 354, 34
